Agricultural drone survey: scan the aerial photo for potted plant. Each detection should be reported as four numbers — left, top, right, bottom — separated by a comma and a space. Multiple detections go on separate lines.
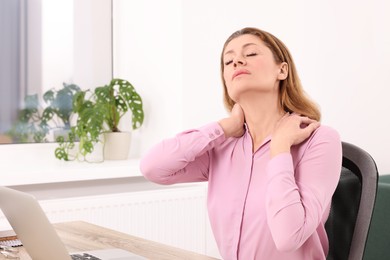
42, 83, 81, 140
8, 83, 81, 143
8, 94, 50, 143
55, 78, 144, 161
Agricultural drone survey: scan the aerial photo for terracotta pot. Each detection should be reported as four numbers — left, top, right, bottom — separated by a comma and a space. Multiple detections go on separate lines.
103, 132, 131, 160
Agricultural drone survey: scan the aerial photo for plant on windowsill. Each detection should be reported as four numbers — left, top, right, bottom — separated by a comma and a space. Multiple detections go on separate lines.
8, 83, 81, 143
8, 94, 49, 143
54, 78, 144, 162
42, 83, 81, 140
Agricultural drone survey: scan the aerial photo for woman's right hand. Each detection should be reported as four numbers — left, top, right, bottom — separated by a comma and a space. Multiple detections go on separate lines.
218, 103, 245, 138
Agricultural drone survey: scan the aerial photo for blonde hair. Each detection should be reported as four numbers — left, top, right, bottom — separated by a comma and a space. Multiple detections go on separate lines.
220, 27, 321, 121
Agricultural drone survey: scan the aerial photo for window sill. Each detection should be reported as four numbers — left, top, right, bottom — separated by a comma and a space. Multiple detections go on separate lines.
1, 143, 142, 186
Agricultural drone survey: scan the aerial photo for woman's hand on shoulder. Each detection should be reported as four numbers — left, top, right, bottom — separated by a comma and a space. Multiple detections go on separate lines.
218, 103, 245, 138
271, 113, 320, 157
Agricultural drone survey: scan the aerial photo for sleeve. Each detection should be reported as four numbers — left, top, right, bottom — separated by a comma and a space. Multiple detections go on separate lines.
139, 122, 226, 185
265, 126, 342, 252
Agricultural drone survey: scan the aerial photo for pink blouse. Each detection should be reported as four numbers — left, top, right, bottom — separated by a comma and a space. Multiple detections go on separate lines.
140, 122, 342, 260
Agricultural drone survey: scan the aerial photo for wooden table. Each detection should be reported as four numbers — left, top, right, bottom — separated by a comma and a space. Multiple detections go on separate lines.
4, 221, 219, 260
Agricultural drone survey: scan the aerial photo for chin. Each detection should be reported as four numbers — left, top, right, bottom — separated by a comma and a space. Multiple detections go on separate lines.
227, 83, 261, 99
226, 89, 239, 103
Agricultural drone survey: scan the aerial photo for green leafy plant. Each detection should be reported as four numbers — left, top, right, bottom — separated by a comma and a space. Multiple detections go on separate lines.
55, 78, 144, 161
42, 83, 81, 129
8, 83, 81, 143
8, 94, 49, 143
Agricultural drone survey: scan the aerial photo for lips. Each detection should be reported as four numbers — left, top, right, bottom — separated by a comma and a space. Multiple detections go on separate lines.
232, 69, 250, 80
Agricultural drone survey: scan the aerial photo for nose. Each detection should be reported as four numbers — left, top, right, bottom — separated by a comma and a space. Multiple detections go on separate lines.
233, 55, 246, 68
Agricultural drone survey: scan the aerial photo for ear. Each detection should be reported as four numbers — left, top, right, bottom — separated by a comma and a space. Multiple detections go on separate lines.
277, 62, 288, 80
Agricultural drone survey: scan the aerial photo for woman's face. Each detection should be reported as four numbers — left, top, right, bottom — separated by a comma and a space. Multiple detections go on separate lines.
222, 34, 285, 103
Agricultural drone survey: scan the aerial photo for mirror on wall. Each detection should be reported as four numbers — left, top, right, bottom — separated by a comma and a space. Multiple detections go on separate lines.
0, 0, 112, 144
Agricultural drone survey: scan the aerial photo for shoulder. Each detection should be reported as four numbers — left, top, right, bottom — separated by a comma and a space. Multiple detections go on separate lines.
292, 125, 342, 163
309, 125, 341, 145
302, 124, 342, 157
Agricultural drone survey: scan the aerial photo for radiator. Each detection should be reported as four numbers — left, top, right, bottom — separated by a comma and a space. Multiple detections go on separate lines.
0, 185, 209, 254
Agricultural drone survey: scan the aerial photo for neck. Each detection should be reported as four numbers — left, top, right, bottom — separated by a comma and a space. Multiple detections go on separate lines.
238, 91, 284, 147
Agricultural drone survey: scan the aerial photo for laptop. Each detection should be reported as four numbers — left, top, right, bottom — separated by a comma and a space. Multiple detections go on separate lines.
0, 186, 147, 260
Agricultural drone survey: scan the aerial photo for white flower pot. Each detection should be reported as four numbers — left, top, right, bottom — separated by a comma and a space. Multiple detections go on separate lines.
103, 132, 131, 160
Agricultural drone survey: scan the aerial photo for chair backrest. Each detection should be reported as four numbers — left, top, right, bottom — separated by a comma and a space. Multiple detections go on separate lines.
325, 142, 378, 260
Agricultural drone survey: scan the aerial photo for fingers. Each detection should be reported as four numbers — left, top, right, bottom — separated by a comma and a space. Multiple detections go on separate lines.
302, 121, 320, 135
271, 112, 321, 153
219, 103, 245, 138
285, 113, 318, 126
278, 113, 320, 144
299, 116, 317, 125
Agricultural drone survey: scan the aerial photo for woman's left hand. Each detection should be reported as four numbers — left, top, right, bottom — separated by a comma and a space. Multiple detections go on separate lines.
270, 113, 320, 157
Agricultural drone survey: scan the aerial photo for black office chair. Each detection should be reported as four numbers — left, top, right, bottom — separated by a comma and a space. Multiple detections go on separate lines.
325, 142, 378, 260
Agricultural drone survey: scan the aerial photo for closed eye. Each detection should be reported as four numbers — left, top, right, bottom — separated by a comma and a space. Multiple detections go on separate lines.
224, 60, 233, 66
224, 52, 256, 66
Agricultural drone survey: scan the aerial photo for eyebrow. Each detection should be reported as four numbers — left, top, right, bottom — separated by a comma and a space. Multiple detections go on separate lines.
224, 43, 258, 56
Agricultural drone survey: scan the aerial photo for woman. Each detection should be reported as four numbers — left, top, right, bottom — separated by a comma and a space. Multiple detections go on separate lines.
140, 27, 342, 260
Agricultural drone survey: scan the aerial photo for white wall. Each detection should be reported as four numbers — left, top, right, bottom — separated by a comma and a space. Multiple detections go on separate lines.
40, 0, 112, 93
113, 0, 183, 158
115, 0, 390, 174
73, 0, 112, 89
41, 0, 73, 92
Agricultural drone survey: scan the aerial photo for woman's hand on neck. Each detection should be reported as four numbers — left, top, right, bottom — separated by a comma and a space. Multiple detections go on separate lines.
270, 113, 320, 157
218, 104, 246, 138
